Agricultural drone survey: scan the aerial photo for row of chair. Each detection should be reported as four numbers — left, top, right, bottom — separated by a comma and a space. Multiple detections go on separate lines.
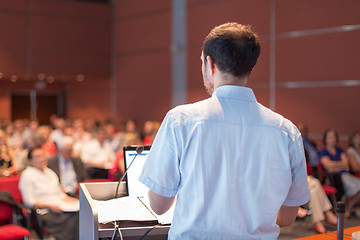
0, 175, 112, 240
0, 175, 30, 240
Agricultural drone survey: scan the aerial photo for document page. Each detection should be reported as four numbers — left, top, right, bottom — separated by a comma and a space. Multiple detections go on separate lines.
93, 196, 157, 224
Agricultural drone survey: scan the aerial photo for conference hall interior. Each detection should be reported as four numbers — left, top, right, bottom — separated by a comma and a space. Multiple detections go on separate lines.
0, 0, 359, 239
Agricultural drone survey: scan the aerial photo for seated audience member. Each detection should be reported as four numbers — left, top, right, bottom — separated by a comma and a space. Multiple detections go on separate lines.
72, 120, 93, 158
0, 130, 16, 176
298, 123, 320, 178
123, 119, 141, 139
296, 124, 337, 233
0, 144, 16, 176
320, 128, 360, 217
34, 125, 57, 158
7, 119, 26, 149
142, 121, 161, 146
4, 123, 14, 144
47, 136, 88, 197
2, 127, 28, 173
108, 132, 142, 181
22, 120, 39, 150
49, 118, 66, 148
19, 147, 79, 240
12, 143, 28, 173
104, 122, 123, 153
81, 128, 115, 179
347, 130, 360, 174
298, 176, 337, 233
72, 118, 84, 141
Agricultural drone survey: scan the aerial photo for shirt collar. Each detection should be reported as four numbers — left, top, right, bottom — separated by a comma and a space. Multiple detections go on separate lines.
212, 85, 257, 102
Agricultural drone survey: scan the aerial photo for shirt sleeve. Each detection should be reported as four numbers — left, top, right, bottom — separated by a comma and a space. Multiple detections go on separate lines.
19, 170, 37, 208
138, 111, 180, 197
283, 127, 311, 206
319, 149, 328, 158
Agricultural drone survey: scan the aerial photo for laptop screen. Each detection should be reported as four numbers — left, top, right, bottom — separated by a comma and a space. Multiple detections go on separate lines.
123, 145, 151, 197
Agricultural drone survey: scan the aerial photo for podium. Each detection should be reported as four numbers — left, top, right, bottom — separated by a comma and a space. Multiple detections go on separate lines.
79, 182, 170, 239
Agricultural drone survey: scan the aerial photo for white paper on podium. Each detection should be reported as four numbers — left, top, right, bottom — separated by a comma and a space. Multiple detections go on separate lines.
93, 196, 157, 224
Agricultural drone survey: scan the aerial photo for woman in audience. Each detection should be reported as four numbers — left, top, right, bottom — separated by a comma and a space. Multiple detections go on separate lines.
347, 130, 360, 175
0, 130, 16, 176
320, 128, 360, 217
297, 123, 337, 233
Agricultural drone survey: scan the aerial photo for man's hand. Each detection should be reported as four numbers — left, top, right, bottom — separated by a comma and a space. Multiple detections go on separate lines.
49, 204, 63, 213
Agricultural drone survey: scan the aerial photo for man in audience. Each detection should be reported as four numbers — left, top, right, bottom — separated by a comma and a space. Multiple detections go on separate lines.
104, 122, 123, 153
81, 128, 116, 179
47, 136, 88, 197
298, 123, 320, 177
49, 118, 66, 147
7, 119, 26, 149
19, 147, 79, 240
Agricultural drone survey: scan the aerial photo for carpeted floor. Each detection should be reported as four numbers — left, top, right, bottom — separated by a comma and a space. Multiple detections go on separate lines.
278, 206, 360, 239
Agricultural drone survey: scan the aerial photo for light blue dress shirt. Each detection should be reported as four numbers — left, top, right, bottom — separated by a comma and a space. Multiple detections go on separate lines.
139, 85, 310, 239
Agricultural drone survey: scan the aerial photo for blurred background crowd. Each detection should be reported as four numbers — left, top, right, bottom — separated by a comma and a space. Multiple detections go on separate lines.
0, 116, 160, 181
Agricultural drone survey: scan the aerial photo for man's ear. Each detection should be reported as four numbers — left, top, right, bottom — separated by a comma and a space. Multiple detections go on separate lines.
206, 56, 216, 75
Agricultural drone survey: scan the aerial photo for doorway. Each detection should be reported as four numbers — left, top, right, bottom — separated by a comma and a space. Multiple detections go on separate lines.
11, 91, 65, 125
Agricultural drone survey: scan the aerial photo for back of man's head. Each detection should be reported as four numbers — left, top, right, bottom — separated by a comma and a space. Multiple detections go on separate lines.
203, 22, 261, 79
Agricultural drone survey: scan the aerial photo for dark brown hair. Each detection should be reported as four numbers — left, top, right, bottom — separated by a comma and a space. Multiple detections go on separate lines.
203, 22, 261, 78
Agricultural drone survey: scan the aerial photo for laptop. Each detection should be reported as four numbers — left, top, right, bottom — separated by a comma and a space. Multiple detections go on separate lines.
123, 145, 175, 225
123, 145, 151, 197
93, 145, 174, 224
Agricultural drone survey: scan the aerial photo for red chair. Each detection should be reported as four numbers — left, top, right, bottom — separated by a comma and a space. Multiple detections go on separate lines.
0, 176, 23, 203
0, 176, 27, 226
321, 184, 338, 209
0, 176, 45, 239
307, 162, 338, 209
316, 162, 341, 209
0, 194, 30, 240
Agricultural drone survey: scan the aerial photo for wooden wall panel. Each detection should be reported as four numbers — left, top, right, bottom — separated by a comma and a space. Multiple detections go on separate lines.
187, 0, 271, 103
0, 90, 10, 120
114, 0, 171, 19
67, 78, 111, 123
29, 1, 111, 77
0, 0, 358, 138
113, 0, 171, 125
115, 51, 171, 124
276, 0, 360, 32
115, 14, 170, 54
276, 86, 360, 147
0, 4, 27, 75
0, 0, 111, 121
276, 31, 360, 82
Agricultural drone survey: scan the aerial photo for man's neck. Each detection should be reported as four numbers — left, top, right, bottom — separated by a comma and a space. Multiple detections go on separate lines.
214, 75, 248, 90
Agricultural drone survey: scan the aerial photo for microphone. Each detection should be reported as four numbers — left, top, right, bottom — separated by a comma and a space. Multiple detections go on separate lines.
336, 201, 345, 240
115, 146, 144, 198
